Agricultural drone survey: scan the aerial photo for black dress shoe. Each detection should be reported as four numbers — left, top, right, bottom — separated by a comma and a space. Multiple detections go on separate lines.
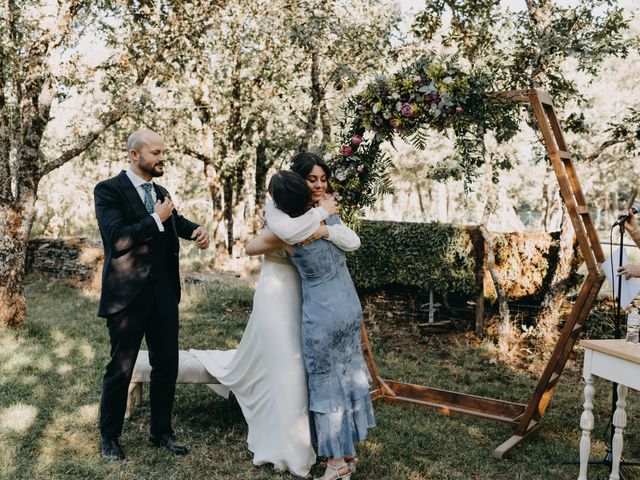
149, 433, 188, 455
101, 437, 125, 460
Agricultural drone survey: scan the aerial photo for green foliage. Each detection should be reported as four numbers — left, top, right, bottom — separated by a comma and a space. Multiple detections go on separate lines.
326, 53, 521, 220
411, 0, 634, 123
605, 108, 640, 154
347, 221, 574, 305
346, 220, 477, 298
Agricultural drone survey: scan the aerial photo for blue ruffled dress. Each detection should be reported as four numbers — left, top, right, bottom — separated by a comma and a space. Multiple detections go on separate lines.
288, 215, 375, 459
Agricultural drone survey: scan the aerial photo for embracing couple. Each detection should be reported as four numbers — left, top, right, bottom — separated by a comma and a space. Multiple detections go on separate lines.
95, 129, 374, 480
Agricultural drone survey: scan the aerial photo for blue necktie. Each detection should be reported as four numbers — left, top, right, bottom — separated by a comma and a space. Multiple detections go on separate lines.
141, 183, 154, 214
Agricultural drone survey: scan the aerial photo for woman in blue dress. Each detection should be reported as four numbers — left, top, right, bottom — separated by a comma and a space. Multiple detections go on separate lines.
247, 170, 375, 480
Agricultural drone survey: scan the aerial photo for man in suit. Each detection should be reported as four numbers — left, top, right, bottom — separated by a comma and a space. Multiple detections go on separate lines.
94, 129, 210, 460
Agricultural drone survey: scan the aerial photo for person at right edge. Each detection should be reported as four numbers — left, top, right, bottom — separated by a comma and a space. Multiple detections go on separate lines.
618, 208, 640, 279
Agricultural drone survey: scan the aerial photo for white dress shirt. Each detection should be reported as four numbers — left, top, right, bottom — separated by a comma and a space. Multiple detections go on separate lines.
126, 168, 165, 232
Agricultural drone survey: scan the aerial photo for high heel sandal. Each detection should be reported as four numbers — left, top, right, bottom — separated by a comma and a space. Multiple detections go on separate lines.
345, 456, 358, 474
314, 462, 351, 480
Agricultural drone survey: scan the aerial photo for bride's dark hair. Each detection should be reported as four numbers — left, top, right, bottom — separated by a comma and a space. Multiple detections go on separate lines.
268, 171, 312, 218
290, 152, 331, 182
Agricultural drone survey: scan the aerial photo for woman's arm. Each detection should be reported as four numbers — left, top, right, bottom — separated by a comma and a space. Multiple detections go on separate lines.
265, 197, 338, 244
326, 223, 361, 252
245, 229, 291, 256
298, 218, 361, 251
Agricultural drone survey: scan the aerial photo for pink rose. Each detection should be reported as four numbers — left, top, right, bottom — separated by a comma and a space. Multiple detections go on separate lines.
401, 103, 414, 117
456, 105, 464, 114
424, 92, 439, 103
340, 145, 352, 156
351, 135, 363, 146
356, 165, 364, 174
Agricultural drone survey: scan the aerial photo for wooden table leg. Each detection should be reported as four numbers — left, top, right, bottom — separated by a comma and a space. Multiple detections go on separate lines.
578, 375, 595, 480
609, 384, 628, 480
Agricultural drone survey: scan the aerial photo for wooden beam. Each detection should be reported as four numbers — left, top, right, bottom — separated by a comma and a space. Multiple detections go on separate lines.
381, 380, 527, 420
492, 421, 540, 460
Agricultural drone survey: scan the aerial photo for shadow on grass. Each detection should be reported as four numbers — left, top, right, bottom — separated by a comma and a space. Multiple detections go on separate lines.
1, 278, 639, 479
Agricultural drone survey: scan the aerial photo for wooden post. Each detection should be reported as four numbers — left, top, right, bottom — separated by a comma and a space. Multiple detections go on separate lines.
428, 289, 435, 324
467, 226, 486, 337
475, 276, 485, 337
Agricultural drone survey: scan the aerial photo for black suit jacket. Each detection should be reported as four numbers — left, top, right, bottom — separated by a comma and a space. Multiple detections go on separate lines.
94, 170, 199, 317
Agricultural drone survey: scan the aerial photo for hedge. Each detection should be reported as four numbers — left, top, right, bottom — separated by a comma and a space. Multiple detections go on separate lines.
347, 221, 478, 298
347, 220, 567, 304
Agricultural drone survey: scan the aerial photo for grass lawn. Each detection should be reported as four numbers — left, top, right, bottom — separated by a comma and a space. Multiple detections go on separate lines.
1, 276, 639, 479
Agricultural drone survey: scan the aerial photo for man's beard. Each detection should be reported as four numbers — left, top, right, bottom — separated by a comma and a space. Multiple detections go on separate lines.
140, 162, 164, 177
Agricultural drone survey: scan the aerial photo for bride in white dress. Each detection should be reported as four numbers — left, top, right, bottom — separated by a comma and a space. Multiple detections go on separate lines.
191, 154, 358, 477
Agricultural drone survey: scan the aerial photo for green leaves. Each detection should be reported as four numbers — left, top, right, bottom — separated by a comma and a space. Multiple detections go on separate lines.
346, 220, 477, 298
327, 54, 522, 219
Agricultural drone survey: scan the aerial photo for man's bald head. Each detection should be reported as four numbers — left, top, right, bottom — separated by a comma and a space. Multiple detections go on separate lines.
127, 129, 167, 180
127, 129, 163, 153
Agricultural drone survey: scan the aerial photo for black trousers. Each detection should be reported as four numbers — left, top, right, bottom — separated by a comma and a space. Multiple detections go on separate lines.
99, 276, 179, 439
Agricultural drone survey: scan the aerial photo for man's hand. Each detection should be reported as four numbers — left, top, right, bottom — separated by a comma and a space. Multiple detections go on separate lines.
318, 194, 338, 216
618, 264, 640, 279
299, 224, 329, 247
154, 198, 174, 222
191, 226, 210, 250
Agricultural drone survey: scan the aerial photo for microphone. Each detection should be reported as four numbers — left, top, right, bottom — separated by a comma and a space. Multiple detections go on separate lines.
613, 204, 640, 227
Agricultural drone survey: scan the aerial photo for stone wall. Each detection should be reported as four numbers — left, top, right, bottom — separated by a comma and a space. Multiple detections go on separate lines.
26, 237, 103, 283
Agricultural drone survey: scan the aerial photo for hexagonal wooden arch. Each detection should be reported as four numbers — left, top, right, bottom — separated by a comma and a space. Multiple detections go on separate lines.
360, 88, 605, 459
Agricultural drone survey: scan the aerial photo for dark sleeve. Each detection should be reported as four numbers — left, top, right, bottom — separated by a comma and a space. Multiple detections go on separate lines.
173, 209, 200, 241
94, 181, 160, 256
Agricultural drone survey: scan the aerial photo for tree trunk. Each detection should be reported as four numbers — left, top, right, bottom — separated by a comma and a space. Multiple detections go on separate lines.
479, 225, 513, 353
526, 0, 554, 88
480, 161, 512, 351
299, 49, 321, 152
415, 179, 426, 219
469, 227, 486, 338
319, 98, 332, 149
223, 175, 234, 255
598, 181, 608, 229
541, 168, 550, 231
225, 41, 243, 253
0, 194, 36, 328
202, 159, 226, 244
534, 205, 575, 346
254, 140, 269, 231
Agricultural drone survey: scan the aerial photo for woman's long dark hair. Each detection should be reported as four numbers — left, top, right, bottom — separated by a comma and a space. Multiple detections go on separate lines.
290, 152, 331, 181
268, 171, 312, 218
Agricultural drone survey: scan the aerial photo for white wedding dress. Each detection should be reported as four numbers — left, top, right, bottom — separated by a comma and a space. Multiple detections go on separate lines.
191, 200, 352, 477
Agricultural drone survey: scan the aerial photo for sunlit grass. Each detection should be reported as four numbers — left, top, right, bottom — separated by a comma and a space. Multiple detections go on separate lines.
1, 277, 639, 479
0, 404, 38, 433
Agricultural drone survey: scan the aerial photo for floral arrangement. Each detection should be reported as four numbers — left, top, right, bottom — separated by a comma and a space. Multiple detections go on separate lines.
325, 54, 520, 222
